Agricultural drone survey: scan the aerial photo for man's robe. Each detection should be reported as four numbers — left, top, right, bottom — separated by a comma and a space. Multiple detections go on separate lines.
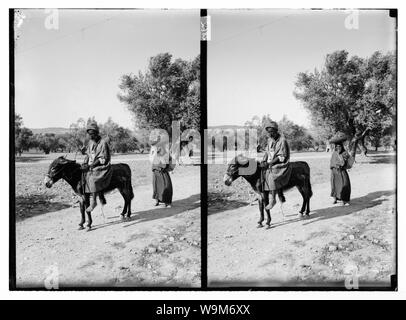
263, 135, 292, 191
84, 138, 112, 193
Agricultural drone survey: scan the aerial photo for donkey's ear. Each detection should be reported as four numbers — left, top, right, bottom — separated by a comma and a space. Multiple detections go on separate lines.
236, 154, 249, 165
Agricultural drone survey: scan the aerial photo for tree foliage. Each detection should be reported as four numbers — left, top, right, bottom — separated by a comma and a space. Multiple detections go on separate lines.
15, 128, 33, 155
15, 115, 143, 155
118, 53, 200, 134
245, 114, 317, 151
99, 118, 139, 153
36, 133, 58, 154
15, 114, 33, 155
245, 114, 275, 150
294, 50, 396, 157
278, 115, 314, 151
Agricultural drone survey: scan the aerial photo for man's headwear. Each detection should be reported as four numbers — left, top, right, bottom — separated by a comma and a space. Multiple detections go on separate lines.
86, 121, 99, 134
264, 120, 278, 131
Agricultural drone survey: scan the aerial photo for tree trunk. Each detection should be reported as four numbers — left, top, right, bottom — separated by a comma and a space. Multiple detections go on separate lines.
349, 129, 369, 159
349, 137, 358, 158
360, 135, 368, 156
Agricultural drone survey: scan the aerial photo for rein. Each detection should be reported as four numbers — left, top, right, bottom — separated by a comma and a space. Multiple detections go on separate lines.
81, 170, 86, 194
260, 164, 265, 190
46, 166, 66, 179
47, 163, 81, 185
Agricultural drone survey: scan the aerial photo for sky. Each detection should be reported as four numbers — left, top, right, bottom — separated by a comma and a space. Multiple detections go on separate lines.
207, 9, 396, 127
14, 9, 200, 130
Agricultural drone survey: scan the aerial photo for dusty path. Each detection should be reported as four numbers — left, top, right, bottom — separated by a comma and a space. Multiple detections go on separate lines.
16, 169, 201, 288
208, 159, 396, 288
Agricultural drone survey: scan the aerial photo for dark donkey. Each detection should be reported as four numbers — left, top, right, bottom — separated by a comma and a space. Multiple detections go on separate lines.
223, 155, 312, 228
44, 156, 134, 230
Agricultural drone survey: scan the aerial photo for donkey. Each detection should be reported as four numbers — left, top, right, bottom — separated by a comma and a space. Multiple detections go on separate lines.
44, 156, 134, 230
223, 155, 312, 228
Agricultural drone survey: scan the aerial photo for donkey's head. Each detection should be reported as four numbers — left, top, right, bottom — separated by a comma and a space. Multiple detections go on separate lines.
223, 155, 255, 186
44, 156, 76, 188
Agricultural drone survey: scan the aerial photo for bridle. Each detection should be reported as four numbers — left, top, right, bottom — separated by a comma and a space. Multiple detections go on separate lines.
225, 162, 240, 180
46, 166, 66, 180
46, 161, 80, 182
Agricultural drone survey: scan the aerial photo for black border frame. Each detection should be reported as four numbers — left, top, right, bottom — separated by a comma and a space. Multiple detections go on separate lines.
9, 8, 398, 292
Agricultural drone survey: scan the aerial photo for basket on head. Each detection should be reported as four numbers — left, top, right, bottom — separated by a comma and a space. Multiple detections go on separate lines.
329, 133, 348, 144
149, 134, 161, 146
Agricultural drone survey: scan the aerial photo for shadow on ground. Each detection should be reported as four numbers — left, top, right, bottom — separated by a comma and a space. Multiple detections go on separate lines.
207, 191, 250, 215
16, 194, 72, 221
89, 193, 201, 231
301, 190, 395, 225
209, 189, 394, 231
264, 190, 395, 230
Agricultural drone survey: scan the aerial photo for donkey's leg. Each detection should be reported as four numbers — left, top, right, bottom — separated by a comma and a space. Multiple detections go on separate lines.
304, 178, 311, 216
86, 212, 93, 230
84, 194, 92, 230
303, 182, 310, 216
122, 183, 132, 218
78, 198, 86, 230
296, 186, 306, 215
265, 191, 273, 228
277, 191, 286, 221
257, 192, 265, 227
118, 188, 128, 219
126, 186, 132, 218
306, 197, 311, 215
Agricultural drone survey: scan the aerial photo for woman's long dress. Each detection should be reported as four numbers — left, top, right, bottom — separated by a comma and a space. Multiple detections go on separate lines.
152, 167, 173, 204
330, 151, 351, 202
150, 145, 173, 204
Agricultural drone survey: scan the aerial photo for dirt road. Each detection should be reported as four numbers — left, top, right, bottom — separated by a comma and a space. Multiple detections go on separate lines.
208, 155, 396, 288
16, 168, 201, 288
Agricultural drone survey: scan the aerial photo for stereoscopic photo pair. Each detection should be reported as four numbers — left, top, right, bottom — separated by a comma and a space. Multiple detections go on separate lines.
10, 8, 397, 290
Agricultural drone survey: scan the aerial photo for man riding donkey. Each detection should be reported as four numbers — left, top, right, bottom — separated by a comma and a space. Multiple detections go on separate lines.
260, 120, 292, 211
81, 121, 113, 213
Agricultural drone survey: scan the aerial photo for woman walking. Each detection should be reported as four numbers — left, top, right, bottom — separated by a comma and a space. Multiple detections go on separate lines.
150, 138, 173, 208
330, 141, 351, 205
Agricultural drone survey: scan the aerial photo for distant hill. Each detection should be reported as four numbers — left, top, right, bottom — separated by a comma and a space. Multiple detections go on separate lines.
30, 127, 70, 135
